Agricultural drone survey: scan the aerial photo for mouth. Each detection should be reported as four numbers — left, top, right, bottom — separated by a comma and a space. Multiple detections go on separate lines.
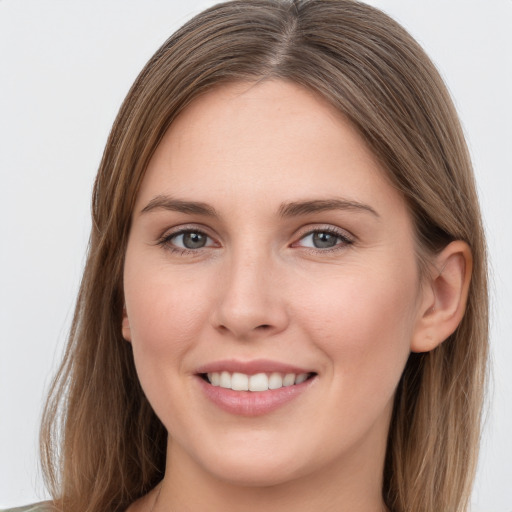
195, 362, 318, 416
199, 371, 316, 392
195, 359, 318, 415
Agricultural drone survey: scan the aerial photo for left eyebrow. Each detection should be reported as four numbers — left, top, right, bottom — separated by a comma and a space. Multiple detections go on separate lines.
140, 195, 218, 217
278, 199, 379, 218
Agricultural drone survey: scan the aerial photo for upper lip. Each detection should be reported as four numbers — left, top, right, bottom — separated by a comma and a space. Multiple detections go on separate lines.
195, 359, 315, 376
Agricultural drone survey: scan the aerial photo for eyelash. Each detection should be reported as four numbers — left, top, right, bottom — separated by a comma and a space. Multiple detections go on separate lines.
156, 226, 354, 256
293, 226, 354, 253
156, 227, 216, 256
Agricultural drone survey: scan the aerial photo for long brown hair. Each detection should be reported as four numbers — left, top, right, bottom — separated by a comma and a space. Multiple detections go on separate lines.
40, 1, 488, 511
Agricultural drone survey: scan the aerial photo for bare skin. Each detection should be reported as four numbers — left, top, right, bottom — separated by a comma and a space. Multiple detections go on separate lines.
124, 80, 471, 512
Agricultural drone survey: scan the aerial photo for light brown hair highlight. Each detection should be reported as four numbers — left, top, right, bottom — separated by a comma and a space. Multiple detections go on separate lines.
40, 1, 488, 511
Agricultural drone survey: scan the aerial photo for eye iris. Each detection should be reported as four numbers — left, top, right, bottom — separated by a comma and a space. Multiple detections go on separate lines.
182, 232, 207, 249
312, 232, 338, 248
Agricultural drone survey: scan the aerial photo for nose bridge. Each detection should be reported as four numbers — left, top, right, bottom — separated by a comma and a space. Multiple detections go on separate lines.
212, 241, 288, 339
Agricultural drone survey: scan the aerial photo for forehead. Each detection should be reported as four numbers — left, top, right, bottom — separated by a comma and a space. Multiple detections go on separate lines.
136, 80, 406, 222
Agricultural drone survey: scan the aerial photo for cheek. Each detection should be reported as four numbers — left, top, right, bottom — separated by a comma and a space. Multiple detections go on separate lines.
297, 265, 419, 390
123, 259, 213, 369
123, 261, 217, 428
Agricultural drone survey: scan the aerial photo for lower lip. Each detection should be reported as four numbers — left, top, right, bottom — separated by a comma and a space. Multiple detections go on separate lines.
197, 376, 316, 417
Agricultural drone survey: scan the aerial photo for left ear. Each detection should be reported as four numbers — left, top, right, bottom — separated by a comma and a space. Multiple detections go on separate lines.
122, 305, 132, 342
411, 241, 472, 353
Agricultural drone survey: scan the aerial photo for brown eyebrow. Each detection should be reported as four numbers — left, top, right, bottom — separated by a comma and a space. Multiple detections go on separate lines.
140, 195, 218, 217
140, 195, 379, 219
278, 199, 379, 218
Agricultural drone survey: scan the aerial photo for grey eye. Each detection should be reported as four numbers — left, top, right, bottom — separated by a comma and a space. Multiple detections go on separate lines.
311, 232, 339, 248
299, 231, 342, 249
174, 231, 209, 249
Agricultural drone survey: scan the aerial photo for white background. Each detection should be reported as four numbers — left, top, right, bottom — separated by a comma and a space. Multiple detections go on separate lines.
0, 0, 511, 510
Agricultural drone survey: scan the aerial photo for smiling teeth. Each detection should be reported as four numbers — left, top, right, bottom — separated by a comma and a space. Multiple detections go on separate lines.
206, 371, 311, 391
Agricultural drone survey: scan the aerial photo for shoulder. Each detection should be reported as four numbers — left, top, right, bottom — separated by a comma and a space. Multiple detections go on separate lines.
0, 503, 54, 512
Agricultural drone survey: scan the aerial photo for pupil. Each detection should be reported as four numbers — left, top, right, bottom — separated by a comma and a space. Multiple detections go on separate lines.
313, 232, 337, 248
183, 232, 206, 249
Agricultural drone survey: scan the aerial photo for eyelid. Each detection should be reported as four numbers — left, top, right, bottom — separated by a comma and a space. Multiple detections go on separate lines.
156, 224, 220, 252
291, 224, 355, 250
154, 223, 354, 254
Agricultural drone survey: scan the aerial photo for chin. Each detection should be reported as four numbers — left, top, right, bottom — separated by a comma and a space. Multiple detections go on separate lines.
183, 437, 314, 488
207, 458, 308, 488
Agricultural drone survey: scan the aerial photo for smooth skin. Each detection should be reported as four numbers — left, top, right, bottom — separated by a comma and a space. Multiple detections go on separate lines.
123, 81, 471, 512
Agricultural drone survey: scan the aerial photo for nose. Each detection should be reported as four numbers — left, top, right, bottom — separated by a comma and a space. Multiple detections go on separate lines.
211, 249, 289, 340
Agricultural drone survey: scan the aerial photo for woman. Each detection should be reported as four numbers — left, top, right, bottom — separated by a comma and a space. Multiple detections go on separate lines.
4, 0, 488, 511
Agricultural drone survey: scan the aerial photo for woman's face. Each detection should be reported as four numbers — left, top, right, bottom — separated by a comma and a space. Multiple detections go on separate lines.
123, 81, 429, 488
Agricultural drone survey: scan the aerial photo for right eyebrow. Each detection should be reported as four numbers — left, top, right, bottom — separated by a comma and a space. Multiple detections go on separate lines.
139, 195, 218, 217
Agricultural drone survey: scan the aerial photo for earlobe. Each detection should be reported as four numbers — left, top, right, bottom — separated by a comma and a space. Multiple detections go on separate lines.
411, 241, 472, 353
122, 306, 132, 342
